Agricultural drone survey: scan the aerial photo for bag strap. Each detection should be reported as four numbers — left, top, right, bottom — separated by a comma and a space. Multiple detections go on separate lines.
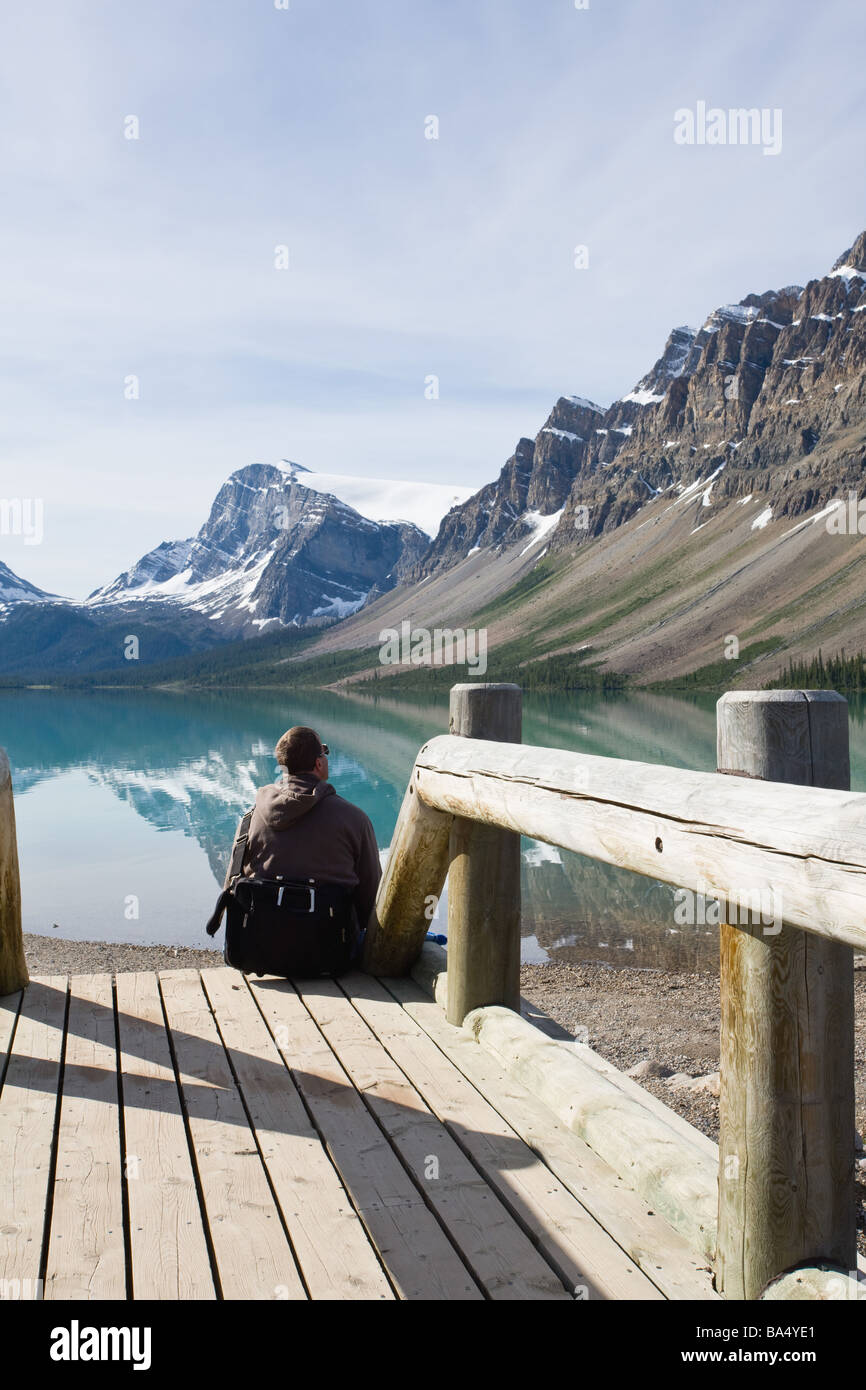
207, 809, 254, 938
226, 808, 254, 886
205, 890, 232, 937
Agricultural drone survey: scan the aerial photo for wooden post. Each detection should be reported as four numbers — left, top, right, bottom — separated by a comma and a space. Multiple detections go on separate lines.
446, 684, 522, 1026
0, 748, 28, 995
715, 690, 855, 1300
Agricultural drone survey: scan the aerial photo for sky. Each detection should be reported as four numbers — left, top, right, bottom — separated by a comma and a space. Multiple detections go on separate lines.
1, 0, 865, 598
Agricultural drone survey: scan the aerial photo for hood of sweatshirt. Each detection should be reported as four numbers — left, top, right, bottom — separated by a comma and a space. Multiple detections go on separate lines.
254, 774, 336, 830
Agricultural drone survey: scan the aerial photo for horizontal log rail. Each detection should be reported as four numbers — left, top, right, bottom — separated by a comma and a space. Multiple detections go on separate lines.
411, 734, 866, 951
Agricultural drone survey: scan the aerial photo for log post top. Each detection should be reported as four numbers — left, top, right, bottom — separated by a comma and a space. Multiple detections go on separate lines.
717, 689, 847, 704
449, 683, 522, 744
717, 688, 850, 790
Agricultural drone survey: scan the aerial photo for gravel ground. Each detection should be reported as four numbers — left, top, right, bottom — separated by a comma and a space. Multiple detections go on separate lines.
521, 959, 866, 1259
23, 933, 227, 976
21, 933, 866, 1258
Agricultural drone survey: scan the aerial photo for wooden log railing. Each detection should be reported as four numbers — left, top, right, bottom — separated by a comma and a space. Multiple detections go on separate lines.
362, 684, 865, 1300
0, 749, 27, 996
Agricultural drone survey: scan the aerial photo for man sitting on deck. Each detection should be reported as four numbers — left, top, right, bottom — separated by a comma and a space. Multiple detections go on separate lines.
242, 725, 381, 954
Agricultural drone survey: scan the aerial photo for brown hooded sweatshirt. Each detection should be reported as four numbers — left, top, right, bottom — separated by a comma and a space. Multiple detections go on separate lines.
242, 773, 381, 926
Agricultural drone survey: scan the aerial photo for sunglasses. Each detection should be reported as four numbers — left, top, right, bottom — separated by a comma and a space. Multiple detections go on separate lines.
319, 744, 329, 757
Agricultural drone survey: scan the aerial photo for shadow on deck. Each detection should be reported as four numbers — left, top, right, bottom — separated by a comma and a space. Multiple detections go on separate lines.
0, 966, 717, 1301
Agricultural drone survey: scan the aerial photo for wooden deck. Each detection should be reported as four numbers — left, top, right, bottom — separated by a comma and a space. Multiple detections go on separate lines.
0, 967, 718, 1301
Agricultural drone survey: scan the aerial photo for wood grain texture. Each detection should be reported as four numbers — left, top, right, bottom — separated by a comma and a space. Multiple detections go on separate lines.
361, 779, 452, 976
44, 974, 126, 1300
446, 684, 522, 1024
761, 1266, 866, 1300
384, 974, 719, 1301
200, 968, 393, 1301
717, 690, 850, 789
159, 970, 307, 1300
345, 970, 663, 1300
464, 1004, 719, 1259
448, 684, 523, 743
0, 987, 22, 1072
116, 972, 215, 1300
248, 974, 482, 1300
300, 973, 569, 1300
0, 976, 66, 1287
715, 690, 856, 1300
0, 750, 27, 995
413, 943, 719, 1164
412, 734, 866, 950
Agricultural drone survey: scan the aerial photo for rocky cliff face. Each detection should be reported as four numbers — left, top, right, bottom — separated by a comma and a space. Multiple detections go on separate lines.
409, 396, 606, 579
552, 234, 866, 545
90, 462, 433, 633
412, 230, 866, 572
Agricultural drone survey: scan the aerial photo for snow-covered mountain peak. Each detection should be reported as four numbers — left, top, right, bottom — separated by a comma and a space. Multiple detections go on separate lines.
0, 560, 60, 614
83, 457, 471, 634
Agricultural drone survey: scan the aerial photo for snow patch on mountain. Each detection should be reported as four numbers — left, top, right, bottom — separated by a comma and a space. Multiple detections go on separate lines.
275, 461, 472, 537
829, 265, 866, 284
623, 389, 667, 406
541, 428, 584, 442
519, 508, 564, 556
312, 587, 369, 619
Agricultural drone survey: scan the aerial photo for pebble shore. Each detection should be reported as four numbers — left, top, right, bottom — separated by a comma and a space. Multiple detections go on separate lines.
23, 933, 227, 977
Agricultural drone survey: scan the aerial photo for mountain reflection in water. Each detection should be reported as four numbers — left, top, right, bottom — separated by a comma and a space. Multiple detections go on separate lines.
4, 687, 866, 970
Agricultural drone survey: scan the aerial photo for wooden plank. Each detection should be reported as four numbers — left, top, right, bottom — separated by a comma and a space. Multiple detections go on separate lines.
297, 975, 569, 1300
248, 974, 482, 1300
384, 975, 720, 1301
716, 691, 856, 1299
44, 974, 126, 1300
341, 970, 661, 1300
0, 975, 67, 1292
159, 970, 306, 1301
199, 969, 392, 1301
0, 988, 22, 1077
446, 684, 522, 1023
115, 972, 215, 1300
413, 733, 866, 950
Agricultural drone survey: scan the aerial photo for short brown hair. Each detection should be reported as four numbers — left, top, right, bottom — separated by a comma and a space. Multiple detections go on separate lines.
275, 726, 325, 774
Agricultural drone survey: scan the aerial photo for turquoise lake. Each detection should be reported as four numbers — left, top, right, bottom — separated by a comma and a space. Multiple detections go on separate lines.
4, 688, 866, 969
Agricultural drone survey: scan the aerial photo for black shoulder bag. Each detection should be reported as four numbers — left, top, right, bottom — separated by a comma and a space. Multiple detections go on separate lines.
205, 809, 359, 977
